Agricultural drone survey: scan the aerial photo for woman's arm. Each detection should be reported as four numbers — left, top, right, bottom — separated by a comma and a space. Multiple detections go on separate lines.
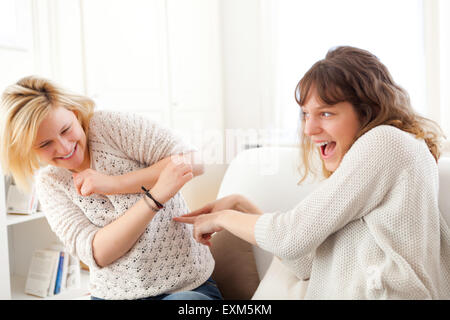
116, 152, 203, 194
234, 195, 263, 215
92, 197, 158, 267
173, 194, 263, 246
182, 194, 263, 217
174, 210, 260, 247
177, 127, 411, 261
92, 159, 193, 267
219, 211, 260, 245
72, 152, 203, 196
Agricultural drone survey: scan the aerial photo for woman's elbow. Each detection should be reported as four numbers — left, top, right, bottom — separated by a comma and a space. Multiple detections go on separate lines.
275, 240, 313, 261
92, 247, 108, 268
92, 235, 111, 268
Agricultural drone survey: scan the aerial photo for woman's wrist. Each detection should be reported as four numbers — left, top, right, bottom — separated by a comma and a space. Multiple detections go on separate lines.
232, 194, 245, 210
113, 175, 127, 194
216, 210, 236, 229
234, 194, 263, 215
234, 195, 252, 213
142, 195, 161, 212
147, 185, 168, 205
216, 210, 258, 245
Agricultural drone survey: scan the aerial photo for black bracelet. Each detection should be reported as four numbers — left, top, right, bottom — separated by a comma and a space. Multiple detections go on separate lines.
142, 195, 160, 212
141, 186, 164, 209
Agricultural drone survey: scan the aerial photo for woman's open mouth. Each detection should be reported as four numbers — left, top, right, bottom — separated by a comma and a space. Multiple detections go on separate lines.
57, 143, 77, 160
317, 141, 336, 159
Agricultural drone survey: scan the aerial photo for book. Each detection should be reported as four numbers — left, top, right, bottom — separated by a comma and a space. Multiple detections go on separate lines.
46, 249, 61, 297
47, 242, 81, 291
61, 250, 69, 292
6, 184, 39, 215
54, 252, 65, 295
25, 249, 61, 298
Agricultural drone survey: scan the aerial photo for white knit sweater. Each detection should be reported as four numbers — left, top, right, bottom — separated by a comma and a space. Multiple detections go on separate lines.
255, 125, 450, 299
35, 110, 215, 299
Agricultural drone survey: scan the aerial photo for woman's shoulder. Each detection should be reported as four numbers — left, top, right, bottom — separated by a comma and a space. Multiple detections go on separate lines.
88, 110, 162, 137
89, 110, 158, 126
89, 109, 128, 128
360, 124, 416, 145
348, 125, 431, 168
35, 166, 71, 194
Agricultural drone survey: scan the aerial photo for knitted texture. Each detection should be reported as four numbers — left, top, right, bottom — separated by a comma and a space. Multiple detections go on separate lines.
35, 110, 215, 299
255, 125, 450, 299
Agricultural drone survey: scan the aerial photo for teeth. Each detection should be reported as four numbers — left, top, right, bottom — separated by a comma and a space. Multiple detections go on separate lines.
61, 144, 76, 159
316, 141, 330, 147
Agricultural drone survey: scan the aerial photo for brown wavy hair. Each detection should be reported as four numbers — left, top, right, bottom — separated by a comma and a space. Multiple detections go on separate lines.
295, 46, 445, 183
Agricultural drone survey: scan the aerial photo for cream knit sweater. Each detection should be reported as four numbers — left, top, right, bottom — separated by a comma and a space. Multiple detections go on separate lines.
35, 110, 215, 299
255, 125, 450, 299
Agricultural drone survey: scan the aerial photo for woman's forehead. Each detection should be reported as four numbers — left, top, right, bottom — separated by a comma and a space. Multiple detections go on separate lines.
301, 87, 331, 109
34, 107, 74, 142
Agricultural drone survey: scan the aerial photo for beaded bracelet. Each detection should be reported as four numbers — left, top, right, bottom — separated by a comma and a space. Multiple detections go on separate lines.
141, 186, 164, 209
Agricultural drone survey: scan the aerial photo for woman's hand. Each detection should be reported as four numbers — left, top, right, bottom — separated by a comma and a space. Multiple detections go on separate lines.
150, 156, 194, 204
180, 194, 242, 218
72, 169, 117, 196
172, 196, 240, 245
173, 211, 230, 246
179, 194, 262, 218
174, 209, 259, 246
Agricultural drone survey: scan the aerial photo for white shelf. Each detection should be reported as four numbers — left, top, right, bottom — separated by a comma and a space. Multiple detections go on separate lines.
6, 212, 45, 226
11, 270, 91, 300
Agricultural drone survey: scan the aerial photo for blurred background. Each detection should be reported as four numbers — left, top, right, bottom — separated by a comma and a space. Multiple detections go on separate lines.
1, 0, 449, 209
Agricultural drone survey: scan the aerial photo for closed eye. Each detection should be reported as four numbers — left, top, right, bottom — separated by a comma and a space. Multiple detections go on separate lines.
39, 141, 51, 148
38, 125, 71, 148
61, 125, 71, 134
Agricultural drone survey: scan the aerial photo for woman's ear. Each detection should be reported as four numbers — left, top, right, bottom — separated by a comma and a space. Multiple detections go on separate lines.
355, 103, 374, 128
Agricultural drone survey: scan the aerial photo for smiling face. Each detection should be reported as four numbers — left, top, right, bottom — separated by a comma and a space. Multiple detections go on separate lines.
33, 106, 90, 172
301, 89, 361, 172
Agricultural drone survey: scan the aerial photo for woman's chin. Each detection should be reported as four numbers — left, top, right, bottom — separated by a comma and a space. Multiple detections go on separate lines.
324, 159, 339, 173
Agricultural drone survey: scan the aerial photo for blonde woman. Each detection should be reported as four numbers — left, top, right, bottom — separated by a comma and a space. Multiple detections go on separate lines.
175, 46, 450, 299
0, 76, 222, 300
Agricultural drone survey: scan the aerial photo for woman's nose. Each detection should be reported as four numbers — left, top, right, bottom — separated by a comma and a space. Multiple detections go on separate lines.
303, 118, 322, 137
56, 138, 73, 155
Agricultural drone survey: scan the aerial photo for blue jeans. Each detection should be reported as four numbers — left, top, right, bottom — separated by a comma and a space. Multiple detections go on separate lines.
91, 278, 223, 300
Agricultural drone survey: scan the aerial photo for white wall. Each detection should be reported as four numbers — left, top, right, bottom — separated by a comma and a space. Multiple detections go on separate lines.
0, 0, 229, 210
220, 0, 263, 131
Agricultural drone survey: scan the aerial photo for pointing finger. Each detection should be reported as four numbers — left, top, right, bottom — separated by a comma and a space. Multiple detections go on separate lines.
172, 216, 196, 224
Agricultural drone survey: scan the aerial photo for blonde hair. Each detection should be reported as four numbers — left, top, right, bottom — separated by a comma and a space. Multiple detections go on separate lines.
0, 76, 95, 192
295, 46, 445, 183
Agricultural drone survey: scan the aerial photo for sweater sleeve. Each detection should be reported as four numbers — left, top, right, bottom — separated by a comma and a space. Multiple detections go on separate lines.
89, 111, 196, 166
35, 169, 101, 271
254, 125, 415, 261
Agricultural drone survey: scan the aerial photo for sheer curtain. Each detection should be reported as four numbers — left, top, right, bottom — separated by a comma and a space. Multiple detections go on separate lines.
265, 0, 449, 152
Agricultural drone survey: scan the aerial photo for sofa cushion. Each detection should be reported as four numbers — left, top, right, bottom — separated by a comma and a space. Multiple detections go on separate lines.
252, 256, 308, 300
210, 230, 260, 300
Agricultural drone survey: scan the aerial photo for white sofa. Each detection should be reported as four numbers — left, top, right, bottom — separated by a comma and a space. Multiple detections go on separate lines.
210, 146, 450, 299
